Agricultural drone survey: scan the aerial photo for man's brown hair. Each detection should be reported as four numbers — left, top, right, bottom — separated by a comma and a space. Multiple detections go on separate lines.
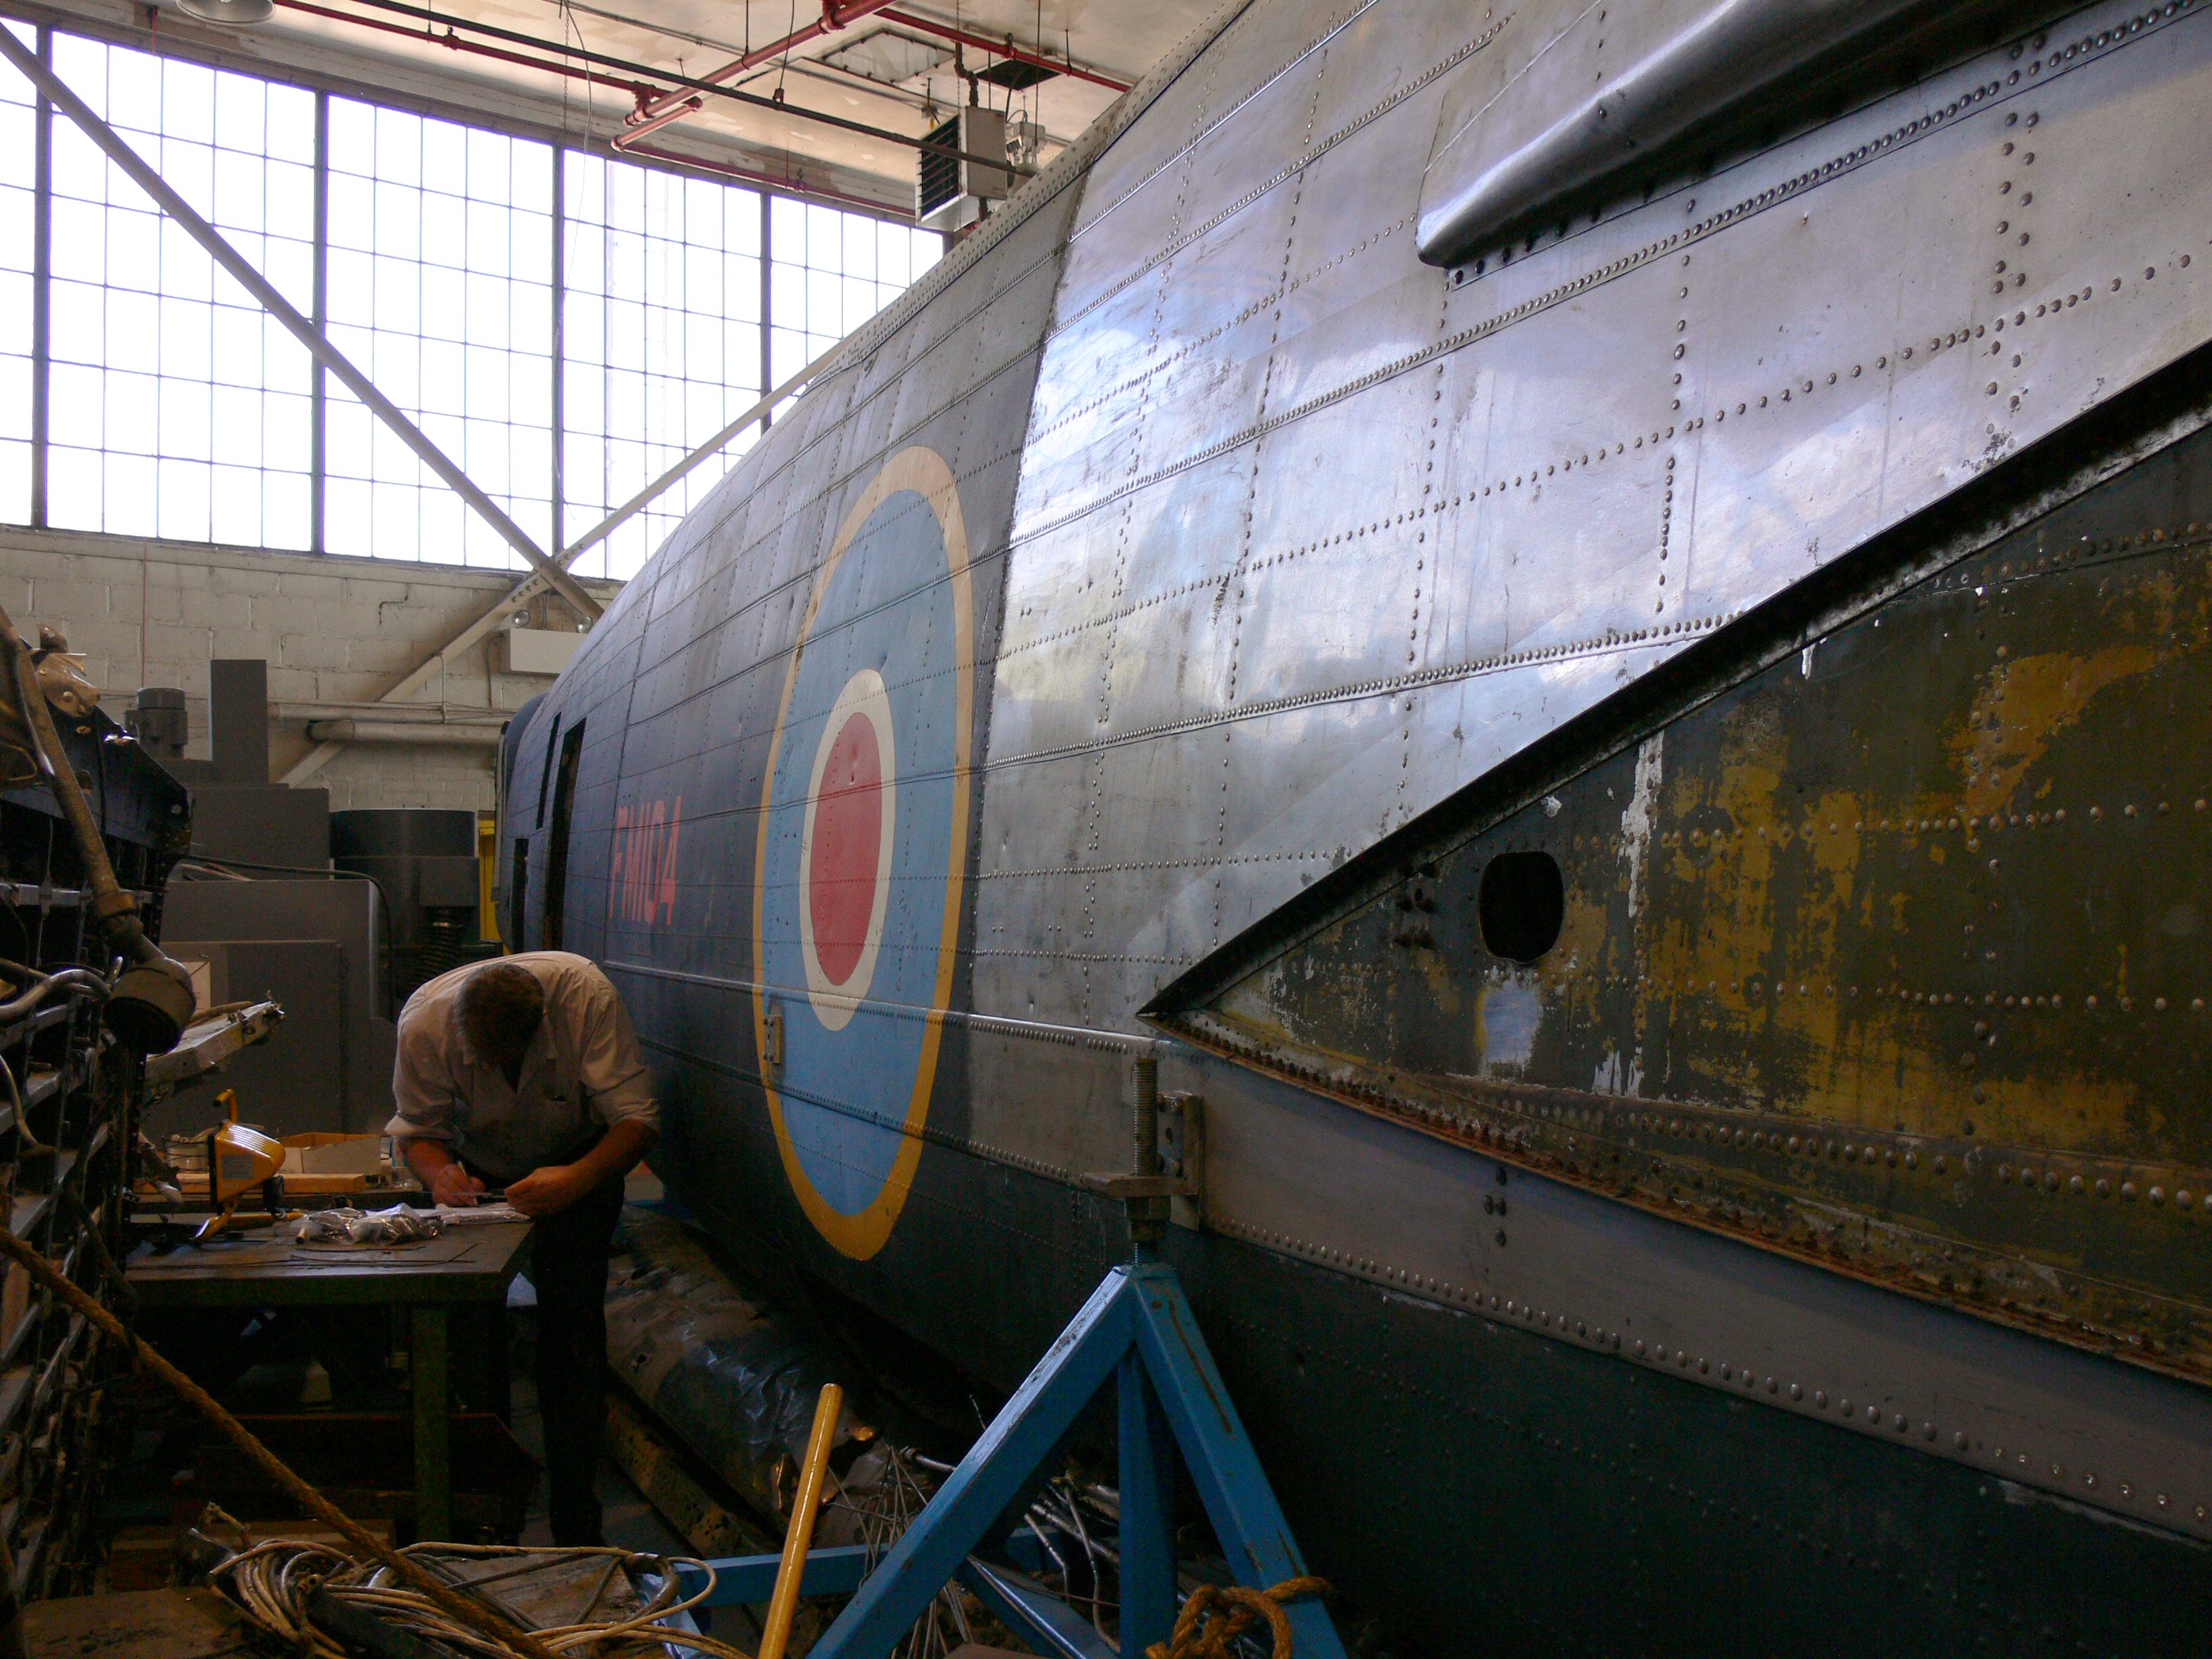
457, 962, 546, 1058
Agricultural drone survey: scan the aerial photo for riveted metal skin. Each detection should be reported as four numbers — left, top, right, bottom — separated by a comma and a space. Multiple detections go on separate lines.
499, 0, 2212, 1650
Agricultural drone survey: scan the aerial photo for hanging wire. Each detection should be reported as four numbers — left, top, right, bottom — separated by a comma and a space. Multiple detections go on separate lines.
857, 1450, 1128, 1655
775, 0, 798, 105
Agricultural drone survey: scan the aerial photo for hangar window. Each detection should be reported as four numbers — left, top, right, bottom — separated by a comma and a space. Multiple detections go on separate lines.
562, 155, 762, 581
1478, 851, 1563, 965
41, 35, 317, 548
768, 194, 937, 390
0, 24, 33, 525
1, 24, 943, 580
562, 175, 941, 581
323, 100, 554, 570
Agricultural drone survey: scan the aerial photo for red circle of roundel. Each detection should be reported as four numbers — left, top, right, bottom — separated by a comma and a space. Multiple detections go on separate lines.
808, 711, 884, 987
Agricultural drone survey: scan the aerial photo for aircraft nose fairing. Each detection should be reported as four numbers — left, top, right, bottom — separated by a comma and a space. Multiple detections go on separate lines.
1418, 0, 2080, 270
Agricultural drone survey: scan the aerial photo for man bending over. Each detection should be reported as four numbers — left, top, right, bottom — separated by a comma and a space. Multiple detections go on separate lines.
390, 951, 659, 1546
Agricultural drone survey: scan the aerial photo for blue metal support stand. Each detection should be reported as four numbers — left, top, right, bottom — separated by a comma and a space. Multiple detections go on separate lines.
670, 1545, 875, 1607
764, 1261, 1343, 1659
1117, 1350, 1179, 1655
958, 1557, 1122, 1659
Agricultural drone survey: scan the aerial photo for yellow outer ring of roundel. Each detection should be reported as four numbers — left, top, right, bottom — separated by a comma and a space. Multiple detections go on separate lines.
750, 445, 973, 1261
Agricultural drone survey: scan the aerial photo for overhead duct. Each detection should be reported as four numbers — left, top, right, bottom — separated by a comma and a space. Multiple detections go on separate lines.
304, 719, 505, 747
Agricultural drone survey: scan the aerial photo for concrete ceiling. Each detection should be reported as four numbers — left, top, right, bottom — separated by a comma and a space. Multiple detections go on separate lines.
37, 0, 1208, 213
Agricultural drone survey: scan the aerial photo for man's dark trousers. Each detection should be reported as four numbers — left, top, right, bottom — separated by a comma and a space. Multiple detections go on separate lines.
523, 1174, 625, 1545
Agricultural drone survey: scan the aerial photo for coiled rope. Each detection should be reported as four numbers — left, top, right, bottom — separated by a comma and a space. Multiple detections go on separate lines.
209, 1530, 754, 1658
1145, 1576, 1331, 1659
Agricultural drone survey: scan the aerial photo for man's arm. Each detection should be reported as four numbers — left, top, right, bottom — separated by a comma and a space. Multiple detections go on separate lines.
501, 966, 662, 1218
401, 1135, 488, 1209
505, 1119, 657, 1217
390, 1004, 480, 1205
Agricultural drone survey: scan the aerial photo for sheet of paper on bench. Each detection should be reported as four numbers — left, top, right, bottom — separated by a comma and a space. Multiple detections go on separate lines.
435, 1204, 529, 1225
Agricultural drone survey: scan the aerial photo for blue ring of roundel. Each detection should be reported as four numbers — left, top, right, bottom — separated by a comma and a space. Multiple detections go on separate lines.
760, 483, 960, 1221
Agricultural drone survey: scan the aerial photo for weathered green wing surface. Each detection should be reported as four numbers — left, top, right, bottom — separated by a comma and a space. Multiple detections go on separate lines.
1158, 410, 2212, 1384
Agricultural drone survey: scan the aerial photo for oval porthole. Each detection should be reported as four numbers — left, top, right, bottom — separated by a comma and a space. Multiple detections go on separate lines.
1478, 851, 1563, 964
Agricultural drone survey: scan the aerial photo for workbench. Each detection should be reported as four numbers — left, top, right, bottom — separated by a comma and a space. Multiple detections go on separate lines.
125, 1216, 533, 1540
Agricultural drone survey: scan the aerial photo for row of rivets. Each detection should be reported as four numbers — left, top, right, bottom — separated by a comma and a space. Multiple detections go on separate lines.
1923, 522, 2209, 596
1688, 198, 2202, 424
1653, 797, 2209, 844
1610, 1343, 2211, 1524
1556, 972, 2211, 1015
1208, 1182, 2211, 1530
1212, 1066, 2212, 1530
1551, 980, 2211, 1015
1584, 1107, 2212, 1212
1209, 1030, 2212, 1257
1212, 1021, 2212, 1309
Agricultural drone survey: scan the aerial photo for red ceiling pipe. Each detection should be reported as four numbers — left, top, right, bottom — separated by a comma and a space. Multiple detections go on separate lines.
880, 8, 1129, 92
274, 0, 658, 102
616, 0, 902, 148
276, 0, 916, 219
270, 0, 1037, 178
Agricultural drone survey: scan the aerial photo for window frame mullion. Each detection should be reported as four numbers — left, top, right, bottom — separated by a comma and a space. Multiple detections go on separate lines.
758, 186, 772, 436
550, 143, 565, 567
310, 87, 328, 553
29, 26, 52, 529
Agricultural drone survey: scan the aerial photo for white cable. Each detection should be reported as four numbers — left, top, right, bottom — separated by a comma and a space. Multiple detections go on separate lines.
211, 1537, 754, 1658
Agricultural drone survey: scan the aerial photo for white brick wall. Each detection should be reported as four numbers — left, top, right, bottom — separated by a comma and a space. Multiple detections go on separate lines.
0, 526, 619, 813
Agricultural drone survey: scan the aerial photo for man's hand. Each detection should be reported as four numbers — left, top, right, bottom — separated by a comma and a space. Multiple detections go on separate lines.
401, 1136, 484, 1209
429, 1163, 486, 1208
506, 1162, 592, 1217
506, 1122, 658, 1220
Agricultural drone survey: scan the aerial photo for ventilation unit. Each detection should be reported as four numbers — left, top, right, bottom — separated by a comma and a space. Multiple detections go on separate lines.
917, 106, 1008, 234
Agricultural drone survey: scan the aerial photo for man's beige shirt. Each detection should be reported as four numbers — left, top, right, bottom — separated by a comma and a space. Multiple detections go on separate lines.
388, 951, 659, 1182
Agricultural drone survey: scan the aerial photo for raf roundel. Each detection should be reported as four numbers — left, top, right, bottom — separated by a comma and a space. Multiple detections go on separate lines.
753, 446, 973, 1261
798, 668, 897, 1030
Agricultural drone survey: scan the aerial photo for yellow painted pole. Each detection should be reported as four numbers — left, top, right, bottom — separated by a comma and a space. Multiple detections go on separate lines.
759, 1382, 844, 1659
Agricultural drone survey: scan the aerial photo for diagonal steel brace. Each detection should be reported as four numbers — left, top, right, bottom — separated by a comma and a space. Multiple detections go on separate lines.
0, 25, 603, 625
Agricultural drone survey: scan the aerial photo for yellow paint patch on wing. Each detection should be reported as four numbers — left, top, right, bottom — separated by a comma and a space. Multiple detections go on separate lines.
1958, 644, 2156, 819
1633, 716, 1789, 1091
1550, 886, 1613, 983
1645, 705, 1782, 996
1971, 1061, 2144, 1162
1632, 698, 1900, 1117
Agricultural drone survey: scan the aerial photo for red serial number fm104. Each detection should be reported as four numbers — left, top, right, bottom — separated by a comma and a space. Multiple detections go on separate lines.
609, 797, 682, 927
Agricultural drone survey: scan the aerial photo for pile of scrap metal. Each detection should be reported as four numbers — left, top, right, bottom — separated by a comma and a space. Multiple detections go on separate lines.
0, 611, 230, 1599
603, 1210, 1129, 1656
